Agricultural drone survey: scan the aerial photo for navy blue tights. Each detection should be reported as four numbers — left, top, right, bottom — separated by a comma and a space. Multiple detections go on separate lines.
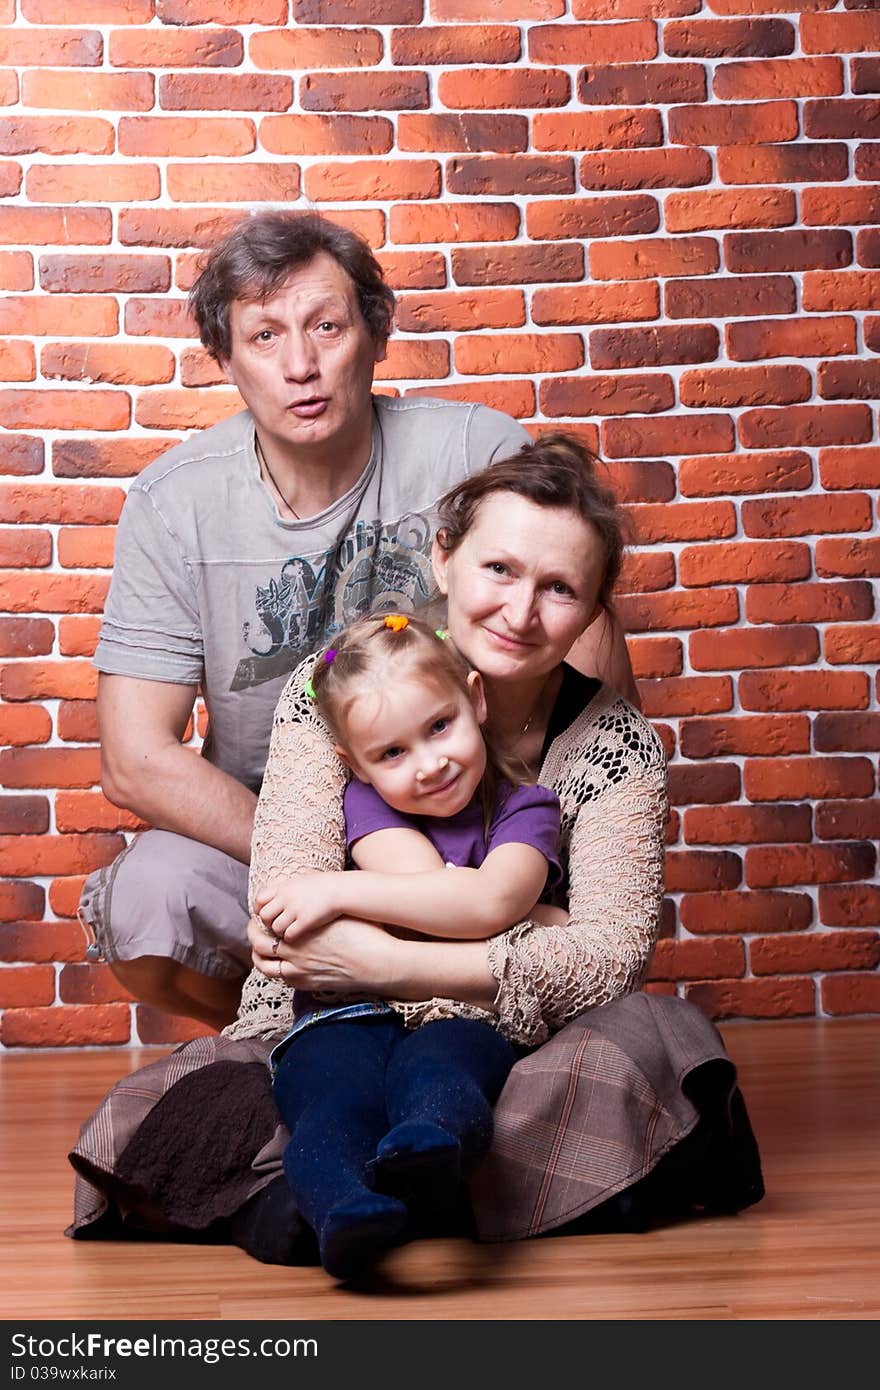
271, 1015, 516, 1280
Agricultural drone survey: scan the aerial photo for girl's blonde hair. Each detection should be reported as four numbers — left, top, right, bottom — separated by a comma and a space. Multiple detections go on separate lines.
308, 613, 524, 825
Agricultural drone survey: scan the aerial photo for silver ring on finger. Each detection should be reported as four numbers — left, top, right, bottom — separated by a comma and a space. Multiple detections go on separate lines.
276, 956, 284, 980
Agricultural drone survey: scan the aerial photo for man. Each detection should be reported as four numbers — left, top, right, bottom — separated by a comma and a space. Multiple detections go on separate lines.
81, 210, 637, 1028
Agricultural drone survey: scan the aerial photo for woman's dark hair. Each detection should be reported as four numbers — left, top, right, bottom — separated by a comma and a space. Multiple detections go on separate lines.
436, 432, 625, 614
189, 211, 397, 362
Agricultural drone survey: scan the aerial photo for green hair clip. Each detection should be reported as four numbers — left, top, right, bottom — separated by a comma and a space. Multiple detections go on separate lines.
434, 628, 448, 641
304, 677, 316, 701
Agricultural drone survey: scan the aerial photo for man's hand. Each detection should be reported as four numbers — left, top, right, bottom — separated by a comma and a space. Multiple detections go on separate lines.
254, 872, 344, 938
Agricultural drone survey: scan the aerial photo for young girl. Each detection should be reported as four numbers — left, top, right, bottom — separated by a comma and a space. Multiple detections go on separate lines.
254, 613, 562, 1281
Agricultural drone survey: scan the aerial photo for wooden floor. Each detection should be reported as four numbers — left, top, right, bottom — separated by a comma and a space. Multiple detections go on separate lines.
2, 1018, 878, 1321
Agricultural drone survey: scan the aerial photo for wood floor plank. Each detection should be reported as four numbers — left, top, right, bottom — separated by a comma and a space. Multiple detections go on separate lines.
2, 1018, 878, 1321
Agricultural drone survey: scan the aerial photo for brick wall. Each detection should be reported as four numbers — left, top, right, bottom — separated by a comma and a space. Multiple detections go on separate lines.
0, 0, 878, 1048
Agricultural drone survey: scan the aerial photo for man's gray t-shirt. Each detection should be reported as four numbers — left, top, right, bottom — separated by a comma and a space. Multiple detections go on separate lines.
95, 395, 529, 791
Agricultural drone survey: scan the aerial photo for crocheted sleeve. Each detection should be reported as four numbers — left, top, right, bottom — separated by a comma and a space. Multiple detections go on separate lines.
486, 693, 668, 1047
223, 656, 347, 1041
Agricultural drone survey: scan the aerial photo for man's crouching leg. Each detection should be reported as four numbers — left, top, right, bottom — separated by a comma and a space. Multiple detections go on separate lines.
78, 829, 251, 1030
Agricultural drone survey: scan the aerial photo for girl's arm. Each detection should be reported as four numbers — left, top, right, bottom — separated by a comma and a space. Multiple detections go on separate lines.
259, 842, 551, 941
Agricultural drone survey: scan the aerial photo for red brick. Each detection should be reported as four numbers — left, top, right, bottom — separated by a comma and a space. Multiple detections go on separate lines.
681, 365, 810, 409
0, 571, 110, 614
446, 155, 574, 197
856, 227, 880, 264
804, 186, 880, 228
57, 526, 116, 570
110, 27, 242, 68
0, 881, 44, 923
617, 552, 675, 596
715, 56, 842, 101
648, 937, 745, 983
745, 755, 874, 804
802, 11, 880, 55
535, 110, 661, 151
440, 67, 570, 110
852, 58, 880, 97
603, 415, 734, 459
542, 374, 673, 419
160, 73, 292, 112
251, 26, 382, 70
640, 676, 733, 718
816, 800, 880, 843
626, 501, 735, 545
819, 446, 880, 490
58, 616, 101, 657
0, 833, 125, 879
628, 636, 682, 679
815, 713, 880, 754
685, 978, 814, 1020
0, 392, 129, 433
0, 28, 102, 65
134, 389, 243, 432
0, 207, 112, 248
374, 339, 449, 380
0, 529, 51, 568
680, 889, 813, 936
24, 1, 153, 17
532, 282, 659, 326
22, 69, 153, 113
0, 1005, 131, 1048
39, 254, 170, 295
27, 162, 159, 204
824, 623, 880, 664
665, 849, 742, 893
804, 98, 880, 140
53, 437, 179, 480
746, 580, 874, 626
0, 295, 119, 338
452, 243, 583, 286
819, 884, 880, 928
532, 20, 656, 64
405, 381, 535, 418
0, 706, 52, 748
819, 358, 880, 401
295, 0, 420, 19
590, 237, 717, 282
0, 483, 123, 525
55, 790, 143, 834
577, 61, 705, 105
0, 252, 34, 292
580, 148, 712, 191
728, 315, 855, 362
821, 975, 880, 1017
527, 196, 658, 240
679, 449, 813, 497
43, 343, 174, 389
0, 617, 54, 658
390, 204, 519, 246
591, 325, 718, 370
455, 333, 583, 377
670, 100, 798, 146
667, 274, 796, 320
0, 161, 20, 198
48, 877, 87, 921
119, 117, 255, 158
668, 762, 741, 806
685, 803, 812, 848
741, 669, 870, 713
0, 117, 113, 157
718, 143, 848, 189
395, 290, 525, 334
668, 17, 794, 57
605, 460, 676, 504
616, 588, 739, 634
680, 540, 809, 587
124, 297, 197, 337
305, 160, 440, 202
740, 404, 872, 450
302, 70, 428, 112
166, 163, 300, 205
0, 966, 56, 1010
0, 796, 49, 836
158, 1, 286, 18
398, 114, 526, 154
665, 188, 795, 232
0, 341, 35, 383
391, 24, 520, 65
58, 701, 99, 743
725, 229, 851, 277
803, 270, 880, 311
0, 920, 84, 963
690, 625, 819, 672
59, 962, 133, 1005
260, 114, 392, 157
747, 842, 875, 889
743, 492, 872, 538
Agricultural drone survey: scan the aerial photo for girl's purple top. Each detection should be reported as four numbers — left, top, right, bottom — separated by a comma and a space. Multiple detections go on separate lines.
343, 777, 563, 887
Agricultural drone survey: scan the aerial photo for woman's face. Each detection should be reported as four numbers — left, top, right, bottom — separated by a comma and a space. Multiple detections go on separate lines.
432, 493, 606, 684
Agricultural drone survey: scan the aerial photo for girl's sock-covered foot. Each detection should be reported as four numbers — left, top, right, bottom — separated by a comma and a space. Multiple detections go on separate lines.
319, 1192, 408, 1282
373, 1121, 462, 1209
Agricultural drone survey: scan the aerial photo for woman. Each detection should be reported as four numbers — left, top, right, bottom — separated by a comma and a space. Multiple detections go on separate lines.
68, 434, 762, 1260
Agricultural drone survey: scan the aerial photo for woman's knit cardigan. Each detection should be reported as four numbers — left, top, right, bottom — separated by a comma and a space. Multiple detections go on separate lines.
226, 659, 668, 1049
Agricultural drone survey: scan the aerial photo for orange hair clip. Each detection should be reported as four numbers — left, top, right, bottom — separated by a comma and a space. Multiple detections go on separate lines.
384, 614, 409, 633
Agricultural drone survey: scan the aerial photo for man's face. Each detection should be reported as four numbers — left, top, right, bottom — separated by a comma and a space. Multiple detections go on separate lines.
222, 251, 386, 460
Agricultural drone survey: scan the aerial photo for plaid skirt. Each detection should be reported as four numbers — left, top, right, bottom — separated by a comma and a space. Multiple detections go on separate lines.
66, 992, 763, 1246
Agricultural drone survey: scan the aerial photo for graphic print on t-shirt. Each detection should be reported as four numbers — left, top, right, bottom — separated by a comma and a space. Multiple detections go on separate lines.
231, 510, 437, 690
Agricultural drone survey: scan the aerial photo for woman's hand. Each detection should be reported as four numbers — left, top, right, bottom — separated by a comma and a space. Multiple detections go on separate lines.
254, 873, 343, 938
247, 912, 397, 995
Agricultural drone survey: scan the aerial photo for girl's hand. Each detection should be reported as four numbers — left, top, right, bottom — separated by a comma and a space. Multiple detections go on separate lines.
247, 912, 397, 995
254, 873, 342, 937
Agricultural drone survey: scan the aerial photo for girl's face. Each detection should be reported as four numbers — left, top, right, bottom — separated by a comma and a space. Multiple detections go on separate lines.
339, 665, 489, 819
432, 493, 606, 686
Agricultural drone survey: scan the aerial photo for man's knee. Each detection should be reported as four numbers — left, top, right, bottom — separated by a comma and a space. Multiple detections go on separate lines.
110, 955, 245, 1029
